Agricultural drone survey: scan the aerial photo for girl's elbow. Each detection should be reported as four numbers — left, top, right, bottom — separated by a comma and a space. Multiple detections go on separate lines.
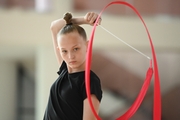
50, 21, 56, 31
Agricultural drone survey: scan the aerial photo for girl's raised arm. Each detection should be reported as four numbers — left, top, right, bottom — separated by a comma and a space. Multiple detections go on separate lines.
50, 12, 101, 66
50, 18, 66, 66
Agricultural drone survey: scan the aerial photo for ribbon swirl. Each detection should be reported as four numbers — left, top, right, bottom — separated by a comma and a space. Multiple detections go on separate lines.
85, 1, 161, 120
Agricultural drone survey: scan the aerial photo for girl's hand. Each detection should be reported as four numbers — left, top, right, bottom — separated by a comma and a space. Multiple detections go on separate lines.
84, 12, 102, 26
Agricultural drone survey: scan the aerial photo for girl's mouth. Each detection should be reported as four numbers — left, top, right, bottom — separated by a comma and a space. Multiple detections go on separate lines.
69, 61, 76, 64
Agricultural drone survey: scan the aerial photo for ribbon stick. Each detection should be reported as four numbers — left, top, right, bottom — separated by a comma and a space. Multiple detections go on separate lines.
85, 1, 161, 120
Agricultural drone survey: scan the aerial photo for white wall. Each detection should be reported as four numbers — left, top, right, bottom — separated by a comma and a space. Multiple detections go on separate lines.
0, 60, 17, 120
35, 46, 58, 120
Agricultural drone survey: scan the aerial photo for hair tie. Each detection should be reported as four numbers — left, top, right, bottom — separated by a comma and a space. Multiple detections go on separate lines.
66, 22, 73, 26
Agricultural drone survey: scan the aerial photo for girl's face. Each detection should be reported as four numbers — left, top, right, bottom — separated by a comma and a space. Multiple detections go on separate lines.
58, 31, 88, 73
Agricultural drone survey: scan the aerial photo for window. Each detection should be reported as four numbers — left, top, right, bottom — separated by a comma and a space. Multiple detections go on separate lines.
73, 0, 180, 16
0, 0, 52, 12
0, 0, 35, 9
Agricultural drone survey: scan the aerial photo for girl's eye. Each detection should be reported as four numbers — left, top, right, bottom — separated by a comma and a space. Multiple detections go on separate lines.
74, 48, 79, 51
62, 50, 67, 53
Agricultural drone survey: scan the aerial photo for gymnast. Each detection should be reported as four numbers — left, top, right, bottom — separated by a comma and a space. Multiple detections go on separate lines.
43, 12, 103, 120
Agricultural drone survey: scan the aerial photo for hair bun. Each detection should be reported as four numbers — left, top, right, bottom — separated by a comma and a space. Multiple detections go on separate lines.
63, 12, 72, 25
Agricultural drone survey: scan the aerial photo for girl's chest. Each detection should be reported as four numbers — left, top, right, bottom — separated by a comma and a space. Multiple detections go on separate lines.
59, 75, 83, 101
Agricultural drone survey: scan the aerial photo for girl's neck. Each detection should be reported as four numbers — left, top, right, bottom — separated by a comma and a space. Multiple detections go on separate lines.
67, 62, 85, 73
68, 67, 85, 73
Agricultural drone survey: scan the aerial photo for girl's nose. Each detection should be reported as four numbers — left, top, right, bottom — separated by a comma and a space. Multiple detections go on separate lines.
68, 52, 75, 59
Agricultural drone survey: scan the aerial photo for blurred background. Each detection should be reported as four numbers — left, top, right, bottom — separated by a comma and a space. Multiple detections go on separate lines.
0, 0, 180, 120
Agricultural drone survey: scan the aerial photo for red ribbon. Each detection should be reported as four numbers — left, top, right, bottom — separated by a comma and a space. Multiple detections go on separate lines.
85, 1, 161, 120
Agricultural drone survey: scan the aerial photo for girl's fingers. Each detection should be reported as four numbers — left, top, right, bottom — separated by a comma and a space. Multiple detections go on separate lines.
90, 14, 97, 24
84, 12, 102, 25
87, 12, 94, 21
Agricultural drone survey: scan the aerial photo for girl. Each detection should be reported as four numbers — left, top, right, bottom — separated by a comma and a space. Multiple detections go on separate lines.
43, 12, 102, 120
